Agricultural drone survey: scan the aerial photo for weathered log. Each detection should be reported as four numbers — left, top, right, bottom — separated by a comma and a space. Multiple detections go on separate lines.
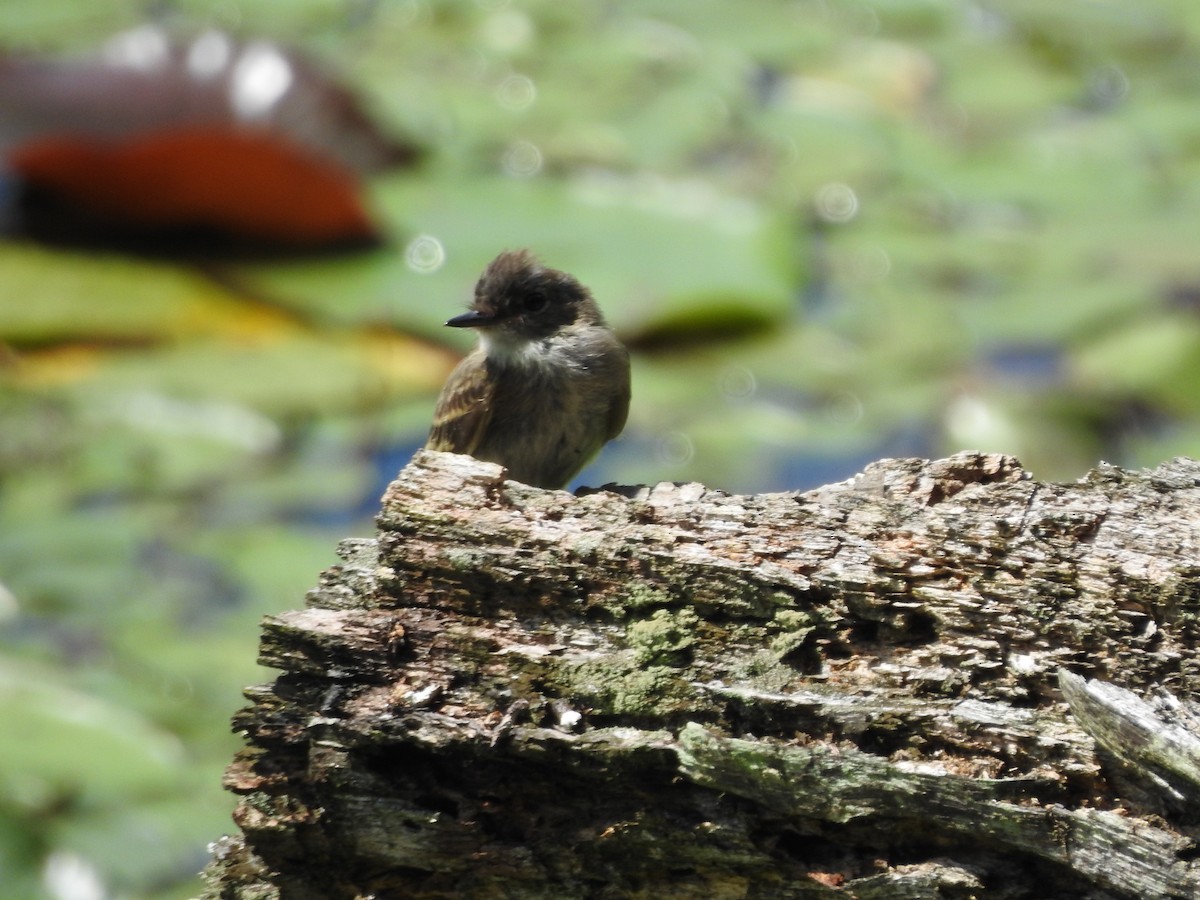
201, 450, 1200, 899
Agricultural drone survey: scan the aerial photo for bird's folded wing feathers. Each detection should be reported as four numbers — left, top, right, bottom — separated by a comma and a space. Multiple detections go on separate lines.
605, 383, 631, 443
425, 355, 496, 455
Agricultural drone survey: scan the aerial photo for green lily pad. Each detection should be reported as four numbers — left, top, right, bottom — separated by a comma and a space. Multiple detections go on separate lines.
0, 659, 183, 799
0, 243, 237, 344
234, 170, 798, 345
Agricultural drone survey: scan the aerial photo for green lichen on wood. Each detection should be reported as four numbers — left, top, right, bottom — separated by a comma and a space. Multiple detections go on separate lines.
766, 608, 822, 660
545, 656, 701, 718
628, 608, 699, 666
591, 582, 677, 618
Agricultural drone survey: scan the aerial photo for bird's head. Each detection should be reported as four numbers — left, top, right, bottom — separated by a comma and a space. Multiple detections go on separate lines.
446, 250, 602, 346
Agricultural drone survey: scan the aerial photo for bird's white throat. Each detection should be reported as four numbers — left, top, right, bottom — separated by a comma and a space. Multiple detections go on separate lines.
479, 329, 582, 374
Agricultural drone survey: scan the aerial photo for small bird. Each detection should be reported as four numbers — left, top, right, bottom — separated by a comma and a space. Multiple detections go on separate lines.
426, 249, 631, 489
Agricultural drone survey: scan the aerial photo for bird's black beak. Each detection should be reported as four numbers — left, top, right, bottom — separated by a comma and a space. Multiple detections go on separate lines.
445, 309, 498, 328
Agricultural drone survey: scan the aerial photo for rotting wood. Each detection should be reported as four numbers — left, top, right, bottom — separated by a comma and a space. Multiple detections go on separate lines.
201, 450, 1200, 899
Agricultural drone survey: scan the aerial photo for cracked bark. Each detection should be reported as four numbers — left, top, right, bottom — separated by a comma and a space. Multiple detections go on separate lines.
201, 450, 1200, 899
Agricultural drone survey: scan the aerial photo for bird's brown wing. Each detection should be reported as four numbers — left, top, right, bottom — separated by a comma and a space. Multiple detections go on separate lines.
425, 352, 496, 455
604, 347, 632, 441
605, 383, 631, 442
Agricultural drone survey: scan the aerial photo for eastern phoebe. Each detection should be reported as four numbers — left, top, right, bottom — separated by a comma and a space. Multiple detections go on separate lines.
426, 249, 631, 489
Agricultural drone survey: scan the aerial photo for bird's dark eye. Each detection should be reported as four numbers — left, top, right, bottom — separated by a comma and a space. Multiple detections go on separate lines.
523, 291, 548, 313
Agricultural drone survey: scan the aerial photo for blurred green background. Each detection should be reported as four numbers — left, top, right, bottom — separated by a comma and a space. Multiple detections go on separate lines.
4, 0, 1200, 896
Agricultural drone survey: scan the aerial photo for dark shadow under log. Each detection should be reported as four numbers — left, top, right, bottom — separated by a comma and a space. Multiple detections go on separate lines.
201, 450, 1200, 899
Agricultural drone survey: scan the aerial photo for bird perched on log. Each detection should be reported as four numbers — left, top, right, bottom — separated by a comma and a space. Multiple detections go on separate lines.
426, 249, 630, 489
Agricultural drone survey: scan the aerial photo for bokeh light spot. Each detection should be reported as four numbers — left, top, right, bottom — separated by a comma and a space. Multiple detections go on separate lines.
657, 432, 696, 466
496, 73, 536, 111
814, 182, 859, 224
718, 365, 757, 402
187, 29, 232, 80
405, 235, 447, 274
502, 140, 543, 178
230, 42, 294, 119
103, 25, 169, 71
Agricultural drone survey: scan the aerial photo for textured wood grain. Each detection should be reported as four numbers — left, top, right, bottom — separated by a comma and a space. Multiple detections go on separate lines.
202, 450, 1200, 899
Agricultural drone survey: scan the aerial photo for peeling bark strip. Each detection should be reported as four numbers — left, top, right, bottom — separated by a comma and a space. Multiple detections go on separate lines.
203, 451, 1200, 899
